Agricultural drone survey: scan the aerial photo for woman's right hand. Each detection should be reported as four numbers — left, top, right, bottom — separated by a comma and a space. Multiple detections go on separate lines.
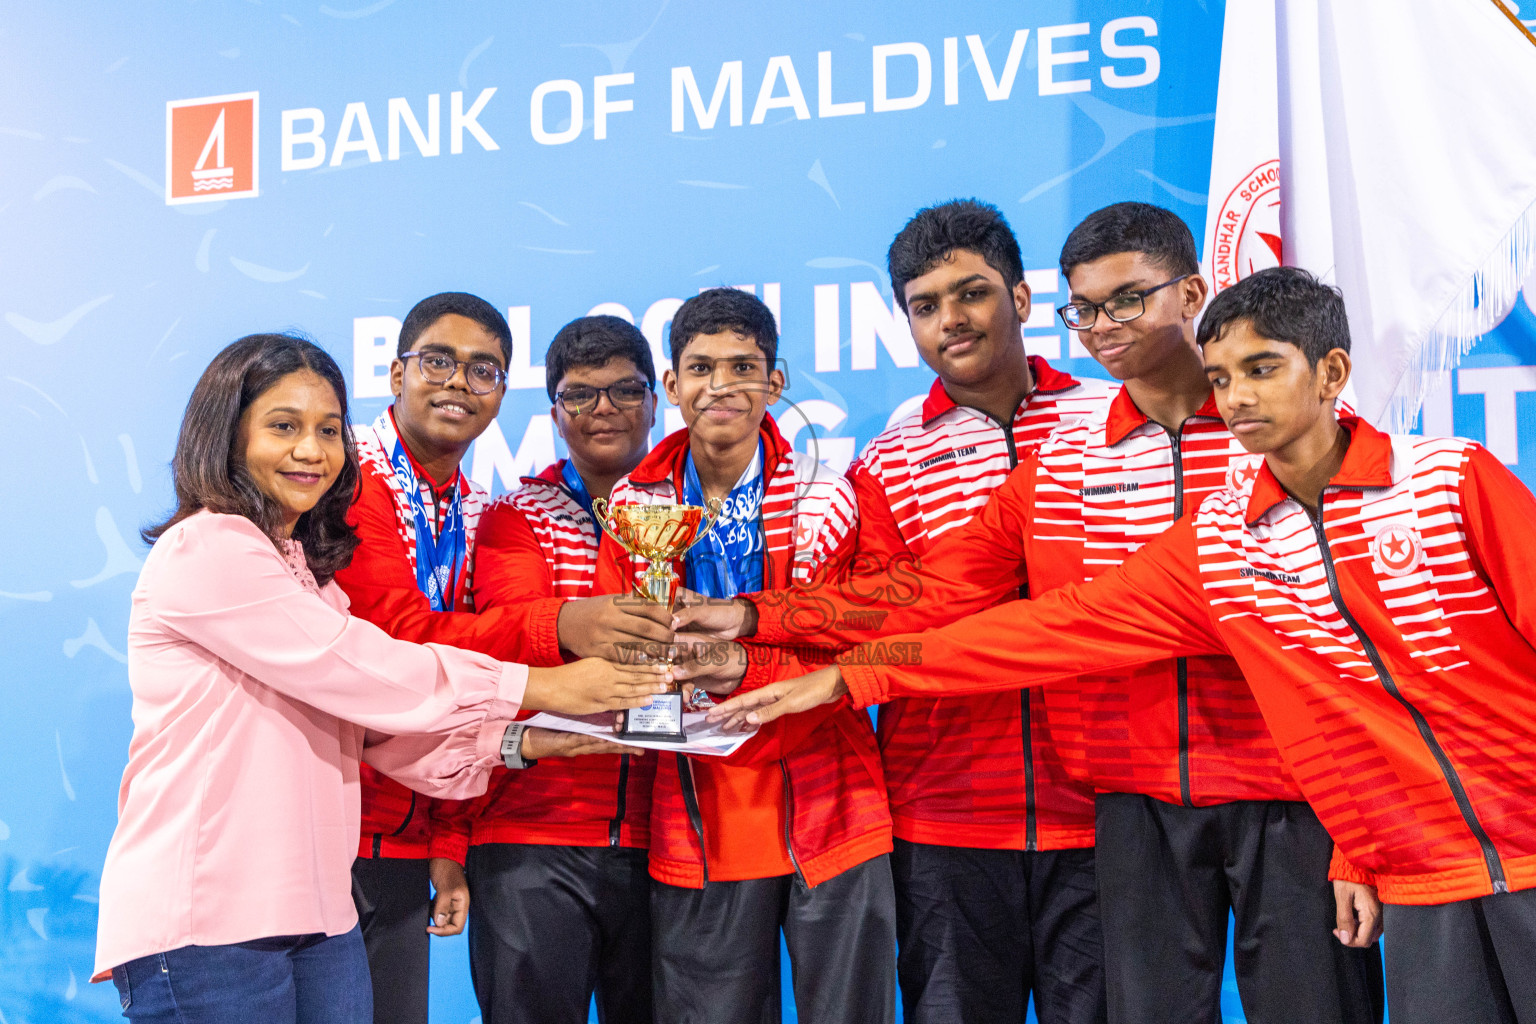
521, 726, 637, 760
522, 657, 672, 716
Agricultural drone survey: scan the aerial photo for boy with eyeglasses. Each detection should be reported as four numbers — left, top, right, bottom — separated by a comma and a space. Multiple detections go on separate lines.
598, 287, 895, 1024
440, 315, 661, 1024
677, 206, 1384, 1024
336, 295, 668, 1024
713, 265, 1536, 1024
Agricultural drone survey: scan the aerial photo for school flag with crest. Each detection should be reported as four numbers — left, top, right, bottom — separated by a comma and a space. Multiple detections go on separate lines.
1203, 0, 1536, 432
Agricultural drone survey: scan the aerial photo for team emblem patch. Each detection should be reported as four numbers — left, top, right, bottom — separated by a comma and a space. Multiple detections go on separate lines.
1226, 455, 1263, 494
1371, 523, 1424, 577
794, 516, 815, 550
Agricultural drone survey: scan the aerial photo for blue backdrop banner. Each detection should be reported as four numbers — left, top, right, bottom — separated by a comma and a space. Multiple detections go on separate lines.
4, 2, 1535, 1021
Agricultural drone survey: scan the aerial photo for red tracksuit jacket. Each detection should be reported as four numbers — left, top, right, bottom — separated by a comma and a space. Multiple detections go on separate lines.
1028, 388, 1300, 806
596, 415, 892, 889
751, 387, 1301, 809
336, 412, 564, 861
851, 358, 1112, 851
840, 418, 1536, 905
445, 461, 654, 854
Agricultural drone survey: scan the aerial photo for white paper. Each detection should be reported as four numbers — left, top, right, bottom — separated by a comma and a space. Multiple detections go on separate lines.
523, 710, 759, 757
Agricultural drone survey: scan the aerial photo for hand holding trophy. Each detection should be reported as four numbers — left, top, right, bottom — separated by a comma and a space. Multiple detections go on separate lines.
592, 496, 724, 741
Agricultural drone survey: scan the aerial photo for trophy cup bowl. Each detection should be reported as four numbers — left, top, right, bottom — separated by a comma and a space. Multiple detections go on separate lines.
592, 496, 724, 742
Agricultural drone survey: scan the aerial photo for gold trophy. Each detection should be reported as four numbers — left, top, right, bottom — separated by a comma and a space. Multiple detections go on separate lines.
592, 496, 724, 742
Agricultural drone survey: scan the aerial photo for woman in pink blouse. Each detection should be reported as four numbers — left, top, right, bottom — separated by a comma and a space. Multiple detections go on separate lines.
96, 334, 667, 1023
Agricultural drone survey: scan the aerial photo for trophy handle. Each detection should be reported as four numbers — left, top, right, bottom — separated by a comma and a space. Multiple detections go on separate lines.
590, 497, 633, 555
697, 496, 725, 539
591, 496, 613, 530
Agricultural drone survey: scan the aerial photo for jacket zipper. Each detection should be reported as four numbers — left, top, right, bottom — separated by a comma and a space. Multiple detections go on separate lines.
760, 493, 804, 884
1020, 690, 1038, 851
670, 478, 771, 887
390, 793, 417, 837
780, 758, 807, 886
1307, 496, 1507, 893
676, 754, 710, 885
609, 754, 630, 847
1167, 427, 1193, 807
990, 406, 1038, 850
369, 790, 418, 859
562, 476, 629, 850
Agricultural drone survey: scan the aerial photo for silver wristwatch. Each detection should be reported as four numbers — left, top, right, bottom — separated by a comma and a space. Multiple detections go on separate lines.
500, 722, 538, 770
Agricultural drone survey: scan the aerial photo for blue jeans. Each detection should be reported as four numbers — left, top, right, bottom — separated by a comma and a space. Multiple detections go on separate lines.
110, 925, 372, 1024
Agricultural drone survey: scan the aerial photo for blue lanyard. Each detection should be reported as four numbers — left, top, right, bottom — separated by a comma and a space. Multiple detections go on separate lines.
682, 441, 765, 599
560, 459, 602, 539
388, 439, 466, 612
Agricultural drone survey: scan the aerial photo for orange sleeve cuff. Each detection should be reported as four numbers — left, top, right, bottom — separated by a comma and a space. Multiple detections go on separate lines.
525, 596, 566, 666
736, 651, 777, 693
427, 828, 471, 865
841, 660, 886, 709
747, 593, 792, 645
1329, 845, 1377, 886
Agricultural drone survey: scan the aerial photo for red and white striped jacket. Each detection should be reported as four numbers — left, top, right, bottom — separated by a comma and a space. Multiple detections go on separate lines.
851, 358, 1113, 851
749, 386, 1301, 809
840, 418, 1536, 905
1029, 386, 1301, 806
446, 462, 655, 853
334, 411, 503, 859
596, 415, 892, 889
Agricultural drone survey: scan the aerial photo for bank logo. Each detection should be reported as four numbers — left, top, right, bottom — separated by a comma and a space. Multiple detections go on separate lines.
166, 92, 258, 205
1211, 159, 1282, 291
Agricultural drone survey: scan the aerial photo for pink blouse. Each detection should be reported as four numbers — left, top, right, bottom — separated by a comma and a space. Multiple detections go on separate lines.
93, 511, 527, 978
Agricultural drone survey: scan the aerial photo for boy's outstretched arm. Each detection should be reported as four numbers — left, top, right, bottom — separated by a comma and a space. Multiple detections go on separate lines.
707, 517, 1227, 728
675, 454, 1040, 646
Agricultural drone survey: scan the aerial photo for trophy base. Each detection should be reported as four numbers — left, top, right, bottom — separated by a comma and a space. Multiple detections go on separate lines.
619, 693, 688, 743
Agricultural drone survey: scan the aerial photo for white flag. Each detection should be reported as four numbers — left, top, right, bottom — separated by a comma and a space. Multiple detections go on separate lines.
1205, 0, 1536, 431
1201, 0, 1281, 296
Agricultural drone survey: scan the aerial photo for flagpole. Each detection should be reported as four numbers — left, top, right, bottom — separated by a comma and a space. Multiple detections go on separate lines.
1489, 0, 1536, 48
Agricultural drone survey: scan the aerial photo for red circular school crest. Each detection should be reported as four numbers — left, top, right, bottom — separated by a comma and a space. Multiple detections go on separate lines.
1371, 524, 1423, 577
794, 515, 815, 551
1226, 455, 1263, 493
1211, 159, 1283, 293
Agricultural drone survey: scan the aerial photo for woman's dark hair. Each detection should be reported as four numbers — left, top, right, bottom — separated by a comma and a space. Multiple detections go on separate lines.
143, 333, 361, 584
544, 314, 657, 401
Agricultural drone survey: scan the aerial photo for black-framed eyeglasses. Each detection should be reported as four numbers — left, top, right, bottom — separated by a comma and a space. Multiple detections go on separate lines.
555, 380, 653, 416
400, 351, 506, 394
1057, 274, 1192, 330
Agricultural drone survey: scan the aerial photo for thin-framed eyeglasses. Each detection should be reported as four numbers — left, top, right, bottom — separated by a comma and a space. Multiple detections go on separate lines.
399, 351, 506, 394
1057, 274, 1192, 330
555, 380, 654, 416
